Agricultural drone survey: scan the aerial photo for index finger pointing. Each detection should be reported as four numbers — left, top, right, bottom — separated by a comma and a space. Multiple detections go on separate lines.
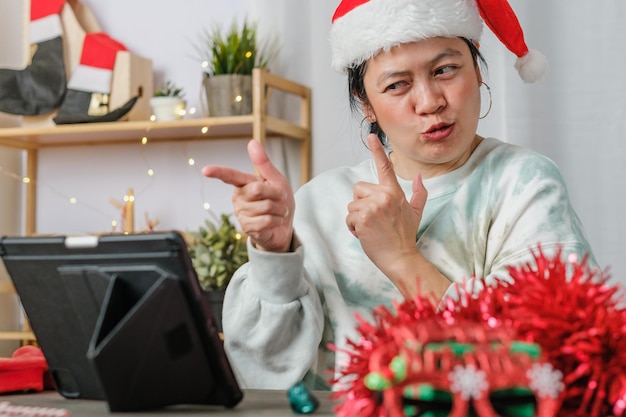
202, 165, 258, 188
368, 133, 398, 187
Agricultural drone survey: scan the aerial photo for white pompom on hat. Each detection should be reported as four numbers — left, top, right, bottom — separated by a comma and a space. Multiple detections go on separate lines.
330, 0, 548, 83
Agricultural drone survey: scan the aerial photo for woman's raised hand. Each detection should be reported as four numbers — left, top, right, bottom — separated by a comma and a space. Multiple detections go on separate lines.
346, 134, 428, 285
202, 139, 295, 253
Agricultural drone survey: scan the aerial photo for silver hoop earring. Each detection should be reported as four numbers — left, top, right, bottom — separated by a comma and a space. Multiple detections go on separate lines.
360, 116, 371, 148
479, 82, 492, 120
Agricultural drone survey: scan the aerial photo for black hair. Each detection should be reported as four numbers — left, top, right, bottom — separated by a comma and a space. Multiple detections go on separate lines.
347, 37, 487, 146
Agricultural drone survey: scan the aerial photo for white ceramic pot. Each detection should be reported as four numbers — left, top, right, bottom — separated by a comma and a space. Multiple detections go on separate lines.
149, 97, 186, 121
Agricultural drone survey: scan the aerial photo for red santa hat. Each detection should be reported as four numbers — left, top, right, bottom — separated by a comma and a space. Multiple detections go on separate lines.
330, 0, 548, 83
29, 0, 65, 44
67, 32, 128, 94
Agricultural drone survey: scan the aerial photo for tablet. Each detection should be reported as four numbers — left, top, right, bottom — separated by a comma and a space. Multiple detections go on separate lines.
0, 231, 242, 412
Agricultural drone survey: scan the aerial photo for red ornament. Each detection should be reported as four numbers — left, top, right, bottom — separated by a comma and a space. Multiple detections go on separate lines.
331, 293, 563, 416
331, 247, 626, 417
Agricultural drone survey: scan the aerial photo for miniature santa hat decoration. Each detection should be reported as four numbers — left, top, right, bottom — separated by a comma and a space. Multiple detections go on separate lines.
53, 32, 138, 124
329, 0, 548, 83
29, 0, 65, 44
66, 32, 126, 95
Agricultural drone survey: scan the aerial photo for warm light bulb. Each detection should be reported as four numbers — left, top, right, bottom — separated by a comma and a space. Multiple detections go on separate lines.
201, 126, 209, 134
203, 202, 210, 210
69, 197, 77, 204
245, 51, 252, 59
147, 169, 154, 176
141, 136, 148, 145
234, 95, 243, 103
112, 220, 118, 227
188, 158, 195, 166
188, 107, 197, 115
201, 61, 209, 69
22, 177, 30, 184
150, 115, 156, 121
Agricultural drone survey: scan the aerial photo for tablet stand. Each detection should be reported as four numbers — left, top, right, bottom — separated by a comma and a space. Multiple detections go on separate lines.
59, 264, 234, 412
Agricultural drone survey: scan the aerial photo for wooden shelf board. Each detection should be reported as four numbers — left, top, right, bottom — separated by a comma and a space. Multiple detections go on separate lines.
0, 115, 297, 148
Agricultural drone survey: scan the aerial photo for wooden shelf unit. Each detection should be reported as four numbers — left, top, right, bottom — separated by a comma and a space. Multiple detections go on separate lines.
0, 68, 311, 344
0, 68, 312, 235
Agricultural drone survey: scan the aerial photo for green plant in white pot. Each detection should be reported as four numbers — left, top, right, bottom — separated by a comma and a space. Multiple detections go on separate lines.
197, 19, 278, 117
150, 80, 186, 121
187, 213, 248, 332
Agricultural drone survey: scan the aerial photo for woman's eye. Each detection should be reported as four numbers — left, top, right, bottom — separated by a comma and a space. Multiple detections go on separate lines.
385, 80, 408, 92
435, 65, 457, 76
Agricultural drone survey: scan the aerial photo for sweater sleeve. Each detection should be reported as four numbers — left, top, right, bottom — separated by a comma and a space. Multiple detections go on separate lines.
221, 235, 324, 389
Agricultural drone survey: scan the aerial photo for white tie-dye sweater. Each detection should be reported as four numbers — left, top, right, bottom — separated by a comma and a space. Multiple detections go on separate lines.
221, 138, 597, 390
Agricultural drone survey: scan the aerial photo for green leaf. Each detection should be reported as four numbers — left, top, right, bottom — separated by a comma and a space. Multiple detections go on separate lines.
197, 18, 279, 76
154, 80, 185, 98
187, 213, 249, 291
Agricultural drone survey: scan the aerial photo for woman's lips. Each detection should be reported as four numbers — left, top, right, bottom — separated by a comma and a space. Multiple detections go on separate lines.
423, 123, 453, 141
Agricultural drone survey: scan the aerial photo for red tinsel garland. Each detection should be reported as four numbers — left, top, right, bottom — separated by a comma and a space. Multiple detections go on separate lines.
449, 249, 626, 417
330, 297, 442, 417
331, 248, 626, 417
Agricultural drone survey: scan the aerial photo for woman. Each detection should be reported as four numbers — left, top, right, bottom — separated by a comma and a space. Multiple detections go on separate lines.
202, 0, 597, 390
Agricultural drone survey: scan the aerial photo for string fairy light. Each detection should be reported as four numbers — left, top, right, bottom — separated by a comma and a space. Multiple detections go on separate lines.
1, 124, 226, 233
180, 141, 215, 214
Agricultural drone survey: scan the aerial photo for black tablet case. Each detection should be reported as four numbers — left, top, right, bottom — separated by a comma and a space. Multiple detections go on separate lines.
0, 232, 242, 412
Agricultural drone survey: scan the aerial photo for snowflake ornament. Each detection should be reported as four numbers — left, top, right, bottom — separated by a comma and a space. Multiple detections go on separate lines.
449, 364, 488, 400
527, 363, 564, 399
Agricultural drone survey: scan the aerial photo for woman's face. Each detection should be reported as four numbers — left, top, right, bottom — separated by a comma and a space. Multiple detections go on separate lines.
362, 37, 482, 179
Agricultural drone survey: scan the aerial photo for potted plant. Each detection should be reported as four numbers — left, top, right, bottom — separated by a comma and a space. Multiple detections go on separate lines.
149, 80, 186, 121
197, 19, 278, 117
187, 212, 248, 332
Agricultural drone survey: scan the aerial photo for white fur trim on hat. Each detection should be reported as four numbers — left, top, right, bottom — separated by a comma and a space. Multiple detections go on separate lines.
330, 0, 484, 72
29, 14, 63, 44
515, 49, 548, 83
68, 65, 113, 93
